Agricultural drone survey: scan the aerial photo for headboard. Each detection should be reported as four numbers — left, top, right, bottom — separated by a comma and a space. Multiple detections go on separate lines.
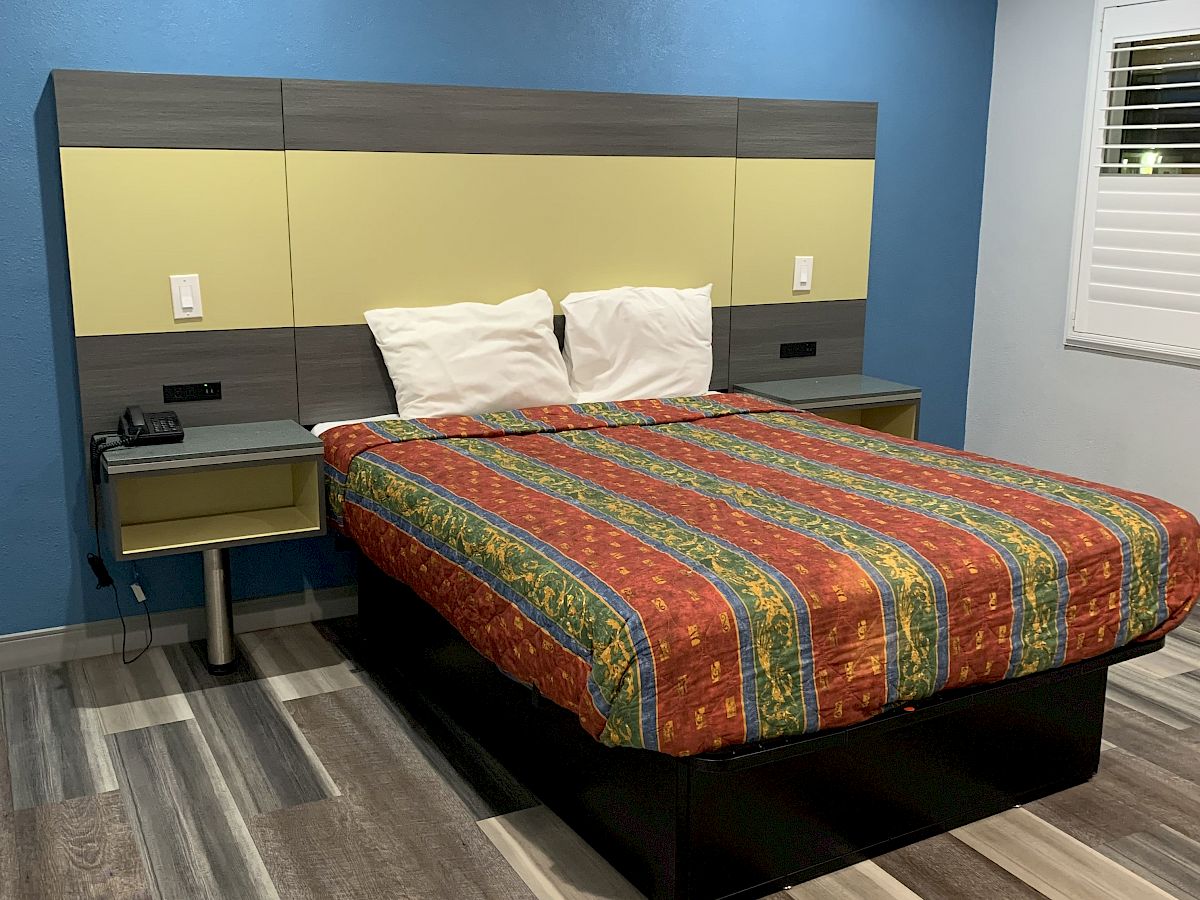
53, 70, 875, 438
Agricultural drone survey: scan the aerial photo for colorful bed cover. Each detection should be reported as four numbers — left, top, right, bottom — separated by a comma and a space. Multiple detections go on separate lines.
323, 394, 1200, 757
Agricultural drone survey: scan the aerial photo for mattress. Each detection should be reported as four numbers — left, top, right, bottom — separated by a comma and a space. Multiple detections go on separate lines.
322, 393, 1200, 756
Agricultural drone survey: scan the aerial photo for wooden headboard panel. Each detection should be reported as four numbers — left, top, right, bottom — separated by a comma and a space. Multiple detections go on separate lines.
53, 69, 874, 434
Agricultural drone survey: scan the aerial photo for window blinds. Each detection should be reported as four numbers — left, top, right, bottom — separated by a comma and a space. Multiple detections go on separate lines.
1071, 1, 1200, 360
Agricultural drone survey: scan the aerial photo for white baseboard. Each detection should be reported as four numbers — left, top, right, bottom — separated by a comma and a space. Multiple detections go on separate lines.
0, 584, 357, 672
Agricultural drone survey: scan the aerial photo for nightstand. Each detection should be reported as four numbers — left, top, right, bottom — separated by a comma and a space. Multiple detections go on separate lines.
733, 374, 922, 439
101, 420, 326, 672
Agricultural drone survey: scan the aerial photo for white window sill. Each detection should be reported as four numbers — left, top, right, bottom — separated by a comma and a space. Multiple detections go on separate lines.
1064, 334, 1200, 369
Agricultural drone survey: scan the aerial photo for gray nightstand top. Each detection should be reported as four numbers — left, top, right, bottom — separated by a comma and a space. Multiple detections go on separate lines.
733, 374, 921, 407
103, 420, 324, 475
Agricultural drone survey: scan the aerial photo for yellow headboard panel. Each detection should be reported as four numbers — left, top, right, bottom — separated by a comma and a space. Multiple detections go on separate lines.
731, 159, 875, 306
59, 147, 294, 336
286, 151, 736, 326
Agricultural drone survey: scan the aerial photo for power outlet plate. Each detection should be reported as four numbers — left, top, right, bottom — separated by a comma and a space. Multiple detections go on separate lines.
163, 382, 222, 403
780, 341, 817, 359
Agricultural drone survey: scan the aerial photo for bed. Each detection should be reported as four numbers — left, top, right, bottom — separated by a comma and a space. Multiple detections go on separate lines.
322, 392, 1199, 899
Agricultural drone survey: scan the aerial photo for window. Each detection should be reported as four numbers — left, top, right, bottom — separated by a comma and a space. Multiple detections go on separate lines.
1068, 0, 1200, 363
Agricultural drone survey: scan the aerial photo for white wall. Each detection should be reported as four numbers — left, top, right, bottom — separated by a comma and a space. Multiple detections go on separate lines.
967, 0, 1200, 516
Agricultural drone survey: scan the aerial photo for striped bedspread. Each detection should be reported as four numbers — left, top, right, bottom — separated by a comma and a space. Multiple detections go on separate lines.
322, 394, 1200, 756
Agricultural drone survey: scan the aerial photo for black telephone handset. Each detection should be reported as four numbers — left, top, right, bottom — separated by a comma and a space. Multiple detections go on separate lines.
119, 406, 184, 445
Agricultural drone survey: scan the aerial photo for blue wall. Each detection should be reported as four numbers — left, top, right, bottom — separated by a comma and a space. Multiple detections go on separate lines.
0, 0, 996, 635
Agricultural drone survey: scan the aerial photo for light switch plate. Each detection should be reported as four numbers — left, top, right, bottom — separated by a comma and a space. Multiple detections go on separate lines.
170, 274, 203, 320
793, 256, 813, 292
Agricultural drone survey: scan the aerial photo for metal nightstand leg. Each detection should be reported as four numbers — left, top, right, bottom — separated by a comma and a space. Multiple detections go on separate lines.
202, 547, 237, 673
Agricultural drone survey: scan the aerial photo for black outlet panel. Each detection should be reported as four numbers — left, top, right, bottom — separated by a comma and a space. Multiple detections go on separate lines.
779, 341, 817, 359
163, 381, 222, 403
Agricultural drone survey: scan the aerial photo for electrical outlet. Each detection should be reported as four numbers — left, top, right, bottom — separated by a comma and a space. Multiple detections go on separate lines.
779, 341, 817, 359
163, 382, 222, 403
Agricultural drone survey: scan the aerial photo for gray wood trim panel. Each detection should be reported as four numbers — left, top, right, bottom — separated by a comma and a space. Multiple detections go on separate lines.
710, 304, 732, 390
296, 313, 732, 425
50, 70, 877, 159
53, 70, 284, 149
728, 300, 866, 384
296, 326, 395, 425
282, 80, 738, 155
736, 99, 877, 159
75, 329, 299, 444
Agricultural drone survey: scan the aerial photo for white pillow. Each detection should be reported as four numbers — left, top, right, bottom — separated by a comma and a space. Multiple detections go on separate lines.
561, 285, 713, 402
364, 289, 575, 419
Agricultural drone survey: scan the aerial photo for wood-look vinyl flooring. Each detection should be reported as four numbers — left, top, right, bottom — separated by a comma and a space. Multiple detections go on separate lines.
1, 615, 1198, 899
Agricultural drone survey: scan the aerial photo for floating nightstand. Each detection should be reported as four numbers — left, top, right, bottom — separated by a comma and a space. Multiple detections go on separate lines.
100, 420, 326, 673
734, 374, 922, 439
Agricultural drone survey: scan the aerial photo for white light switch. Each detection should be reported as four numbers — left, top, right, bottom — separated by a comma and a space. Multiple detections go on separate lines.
793, 256, 814, 292
170, 274, 203, 320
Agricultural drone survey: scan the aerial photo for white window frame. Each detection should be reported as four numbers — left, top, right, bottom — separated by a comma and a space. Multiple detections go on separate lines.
1066, 0, 1200, 366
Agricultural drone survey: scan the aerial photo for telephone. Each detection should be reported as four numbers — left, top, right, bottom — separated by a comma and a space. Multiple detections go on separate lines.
118, 406, 184, 445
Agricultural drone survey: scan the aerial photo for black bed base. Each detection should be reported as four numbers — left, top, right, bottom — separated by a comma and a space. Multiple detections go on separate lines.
358, 557, 1164, 900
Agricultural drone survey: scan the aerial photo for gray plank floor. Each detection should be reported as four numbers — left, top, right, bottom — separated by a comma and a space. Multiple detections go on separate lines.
0, 614, 1197, 899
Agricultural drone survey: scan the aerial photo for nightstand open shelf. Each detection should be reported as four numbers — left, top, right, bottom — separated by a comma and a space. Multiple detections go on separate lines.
813, 401, 919, 439
107, 456, 323, 560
